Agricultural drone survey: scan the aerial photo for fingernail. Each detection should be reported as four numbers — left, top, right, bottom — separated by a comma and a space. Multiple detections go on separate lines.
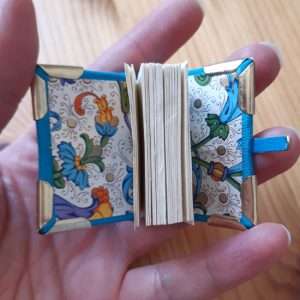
281, 225, 292, 246
259, 42, 283, 67
195, 0, 204, 9
163, 0, 204, 12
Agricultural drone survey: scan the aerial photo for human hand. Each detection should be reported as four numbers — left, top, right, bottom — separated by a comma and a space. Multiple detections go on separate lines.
0, 0, 299, 299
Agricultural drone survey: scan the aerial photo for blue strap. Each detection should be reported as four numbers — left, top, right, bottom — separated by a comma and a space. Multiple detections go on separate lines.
240, 214, 255, 229
252, 136, 289, 154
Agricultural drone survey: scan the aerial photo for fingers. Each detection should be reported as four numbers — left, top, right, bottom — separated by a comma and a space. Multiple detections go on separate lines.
120, 223, 290, 300
0, 0, 38, 131
228, 42, 281, 95
2, 0, 204, 253
90, 0, 204, 72
255, 127, 300, 183
123, 126, 299, 261
228, 43, 300, 182
116, 222, 184, 260
114, 42, 295, 260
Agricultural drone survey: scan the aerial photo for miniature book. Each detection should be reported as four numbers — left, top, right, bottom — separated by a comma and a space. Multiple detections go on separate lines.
31, 59, 289, 234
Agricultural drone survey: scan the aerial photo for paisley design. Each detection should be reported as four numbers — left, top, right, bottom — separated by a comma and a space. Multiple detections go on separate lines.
54, 186, 114, 220
54, 193, 98, 219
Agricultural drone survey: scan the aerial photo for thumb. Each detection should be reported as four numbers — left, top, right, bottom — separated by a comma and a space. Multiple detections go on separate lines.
0, 0, 38, 131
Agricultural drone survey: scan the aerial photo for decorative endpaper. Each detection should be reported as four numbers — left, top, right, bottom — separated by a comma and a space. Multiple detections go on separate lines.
47, 78, 133, 221
43, 70, 244, 226
189, 72, 242, 220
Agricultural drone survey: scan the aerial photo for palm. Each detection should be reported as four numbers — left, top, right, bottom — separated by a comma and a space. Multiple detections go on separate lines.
0, 134, 125, 299
0, 1, 298, 300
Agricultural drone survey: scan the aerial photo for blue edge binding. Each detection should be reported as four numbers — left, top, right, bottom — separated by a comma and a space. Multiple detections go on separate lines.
36, 60, 289, 234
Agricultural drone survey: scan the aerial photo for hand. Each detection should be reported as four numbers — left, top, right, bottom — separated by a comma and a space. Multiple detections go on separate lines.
0, 0, 299, 299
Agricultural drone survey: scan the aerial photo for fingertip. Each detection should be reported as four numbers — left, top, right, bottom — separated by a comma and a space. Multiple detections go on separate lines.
216, 223, 290, 286
92, 0, 204, 71
228, 42, 281, 95
279, 224, 292, 246
255, 127, 300, 183
258, 42, 283, 67
250, 223, 291, 253
163, 0, 205, 27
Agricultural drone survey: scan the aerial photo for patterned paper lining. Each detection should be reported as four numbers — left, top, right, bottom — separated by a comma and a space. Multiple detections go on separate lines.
47, 78, 133, 221
189, 72, 242, 219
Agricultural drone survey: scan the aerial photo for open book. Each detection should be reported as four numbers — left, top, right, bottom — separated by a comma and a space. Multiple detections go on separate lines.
126, 63, 193, 227
31, 59, 289, 234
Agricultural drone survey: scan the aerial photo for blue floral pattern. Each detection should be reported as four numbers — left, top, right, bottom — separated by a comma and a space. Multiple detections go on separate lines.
95, 122, 118, 138
47, 77, 133, 221
58, 142, 89, 190
189, 71, 243, 219
122, 166, 133, 205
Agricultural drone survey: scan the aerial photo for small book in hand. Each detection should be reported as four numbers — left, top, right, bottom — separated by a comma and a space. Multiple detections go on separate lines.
31, 59, 289, 234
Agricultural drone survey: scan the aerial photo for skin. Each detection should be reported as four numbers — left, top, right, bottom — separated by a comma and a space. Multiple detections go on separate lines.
0, 0, 299, 299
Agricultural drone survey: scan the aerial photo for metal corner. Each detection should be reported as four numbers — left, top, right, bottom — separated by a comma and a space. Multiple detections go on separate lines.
32, 75, 48, 120
208, 215, 246, 231
238, 60, 255, 114
241, 175, 257, 224
39, 65, 84, 80
49, 218, 92, 233
203, 58, 255, 115
37, 181, 54, 231
286, 135, 291, 151
203, 59, 244, 76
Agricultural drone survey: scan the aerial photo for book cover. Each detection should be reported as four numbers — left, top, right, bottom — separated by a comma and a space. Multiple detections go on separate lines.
31, 59, 289, 234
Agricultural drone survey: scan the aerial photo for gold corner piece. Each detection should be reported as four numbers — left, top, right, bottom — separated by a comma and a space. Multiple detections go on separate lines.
238, 61, 255, 114
32, 75, 48, 120
39, 65, 84, 79
241, 176, 257, 224
204, 59, 244, 75
49, 218, 92, 233
208, 215, 246, 231
286, 135, 290, 151
38, 181, 54, 231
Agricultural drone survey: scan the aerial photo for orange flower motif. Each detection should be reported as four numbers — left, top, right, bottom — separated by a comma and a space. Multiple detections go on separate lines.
74, 92, 99, 116
207, 161, 228, 181
74, 92, 119, 138
95, 96, 119, 127
94, 95, 108, 110
91, 186, 109, 203
94, 95, 119, 138
90, 186, 113, 219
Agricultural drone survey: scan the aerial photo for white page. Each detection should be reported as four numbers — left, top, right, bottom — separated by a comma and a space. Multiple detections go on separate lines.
181, 63, 194, 223
124, 64, 141, 228
155, 64, 167, 224
176, 65, 183, 223
139, 65, 151, 225
149, 64, 157, 225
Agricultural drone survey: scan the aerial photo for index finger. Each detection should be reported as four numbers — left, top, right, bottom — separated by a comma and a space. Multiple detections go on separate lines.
90, 0, 204, 71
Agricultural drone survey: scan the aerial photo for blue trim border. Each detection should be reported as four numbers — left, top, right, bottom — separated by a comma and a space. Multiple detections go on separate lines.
81, 70, 126, 81
35, 66, 131, 234
90, 211, 134, 226
190, 59, 255, 229
36, 60, 259, 232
